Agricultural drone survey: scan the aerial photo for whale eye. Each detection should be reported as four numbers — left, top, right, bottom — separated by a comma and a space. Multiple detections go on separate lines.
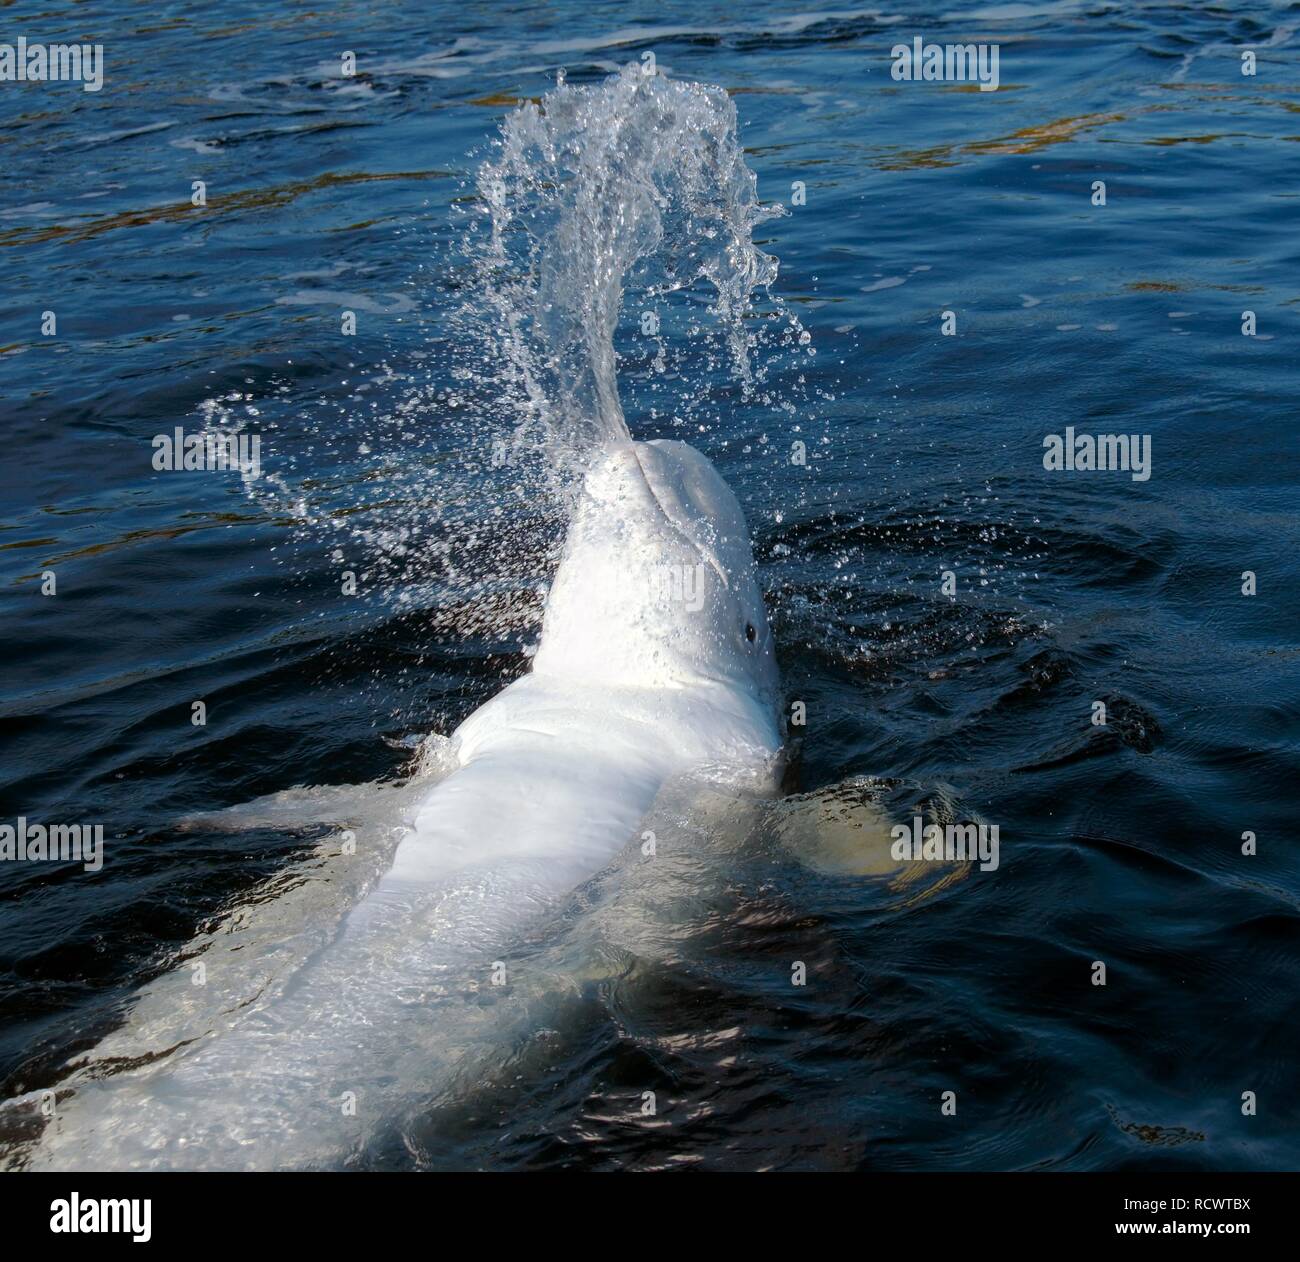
745, 622, 757, 643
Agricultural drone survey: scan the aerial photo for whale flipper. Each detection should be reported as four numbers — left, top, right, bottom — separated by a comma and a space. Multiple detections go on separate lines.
176, 734, 460, 834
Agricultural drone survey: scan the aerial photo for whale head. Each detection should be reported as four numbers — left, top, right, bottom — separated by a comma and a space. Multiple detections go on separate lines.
532, 439, 780, 708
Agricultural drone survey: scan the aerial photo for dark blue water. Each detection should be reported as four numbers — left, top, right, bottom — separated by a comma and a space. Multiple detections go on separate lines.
2, 0, 1298, 1170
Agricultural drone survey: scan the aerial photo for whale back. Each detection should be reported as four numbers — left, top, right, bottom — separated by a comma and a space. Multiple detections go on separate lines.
532, 440, 779, 707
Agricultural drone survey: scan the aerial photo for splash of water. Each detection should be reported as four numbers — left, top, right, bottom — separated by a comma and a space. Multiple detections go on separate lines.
467, 63, 787, 470
217, 64, 809, 691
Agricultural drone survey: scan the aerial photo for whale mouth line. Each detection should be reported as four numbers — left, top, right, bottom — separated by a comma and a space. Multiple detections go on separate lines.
628, 441, 732, 593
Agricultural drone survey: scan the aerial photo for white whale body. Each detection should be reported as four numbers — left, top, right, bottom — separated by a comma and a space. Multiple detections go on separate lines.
382, 438, 781, 897
25, 438, 783, 1170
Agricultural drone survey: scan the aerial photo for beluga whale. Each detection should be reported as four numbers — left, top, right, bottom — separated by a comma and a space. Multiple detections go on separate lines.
383, 436, 783, 905
19, 436, 783, 1170
15, 62, 795, 1172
